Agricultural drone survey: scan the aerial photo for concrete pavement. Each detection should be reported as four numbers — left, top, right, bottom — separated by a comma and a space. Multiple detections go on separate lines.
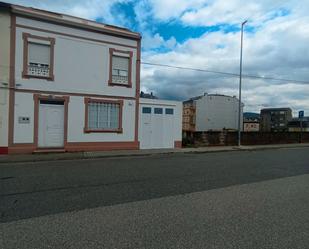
1, 174, 309, 249
1, 142, 309, 163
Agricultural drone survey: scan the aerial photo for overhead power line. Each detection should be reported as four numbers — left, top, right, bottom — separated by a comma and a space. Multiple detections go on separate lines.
141, 62, 309, 84
1, 61, 308, 84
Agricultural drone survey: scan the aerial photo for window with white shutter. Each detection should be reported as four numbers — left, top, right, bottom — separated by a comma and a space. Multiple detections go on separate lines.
109, 48, 133, 87
28, 42, 51, 77
22, 33, 55, 80
112, 56, 129, 84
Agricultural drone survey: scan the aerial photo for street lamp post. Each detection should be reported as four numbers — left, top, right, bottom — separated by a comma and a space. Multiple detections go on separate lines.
238, 20, 247, 147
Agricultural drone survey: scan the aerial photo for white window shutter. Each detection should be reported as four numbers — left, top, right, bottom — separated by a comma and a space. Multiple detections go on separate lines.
28, 42, 50, 65
112, 56, 129, 83
112, 56, 129, 71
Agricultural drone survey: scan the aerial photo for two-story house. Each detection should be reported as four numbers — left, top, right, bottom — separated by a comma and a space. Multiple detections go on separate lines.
0, 2, 141, 154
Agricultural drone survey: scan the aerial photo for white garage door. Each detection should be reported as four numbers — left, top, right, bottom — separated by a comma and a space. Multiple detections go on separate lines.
140, 106, 175, 149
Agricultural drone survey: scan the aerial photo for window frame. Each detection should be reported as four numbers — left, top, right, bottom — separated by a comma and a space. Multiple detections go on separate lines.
154, 108, 163, 114
84, 98, 123, 133
165, 108, 174, 115
108, 48, 133, 88
22, 33, 55, 81
142, 107, 152, 114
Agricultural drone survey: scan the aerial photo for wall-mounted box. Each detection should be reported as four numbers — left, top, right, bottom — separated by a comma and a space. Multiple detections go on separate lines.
18, 116, 30, 124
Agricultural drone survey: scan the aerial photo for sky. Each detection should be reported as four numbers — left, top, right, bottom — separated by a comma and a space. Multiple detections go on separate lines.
4, 0, 309, 116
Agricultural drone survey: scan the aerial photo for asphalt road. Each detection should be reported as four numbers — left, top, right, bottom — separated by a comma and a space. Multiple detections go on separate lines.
1, 147, 309, 248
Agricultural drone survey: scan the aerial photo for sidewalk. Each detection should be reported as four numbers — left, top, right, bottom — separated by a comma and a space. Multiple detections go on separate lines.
0, 143, 308, 164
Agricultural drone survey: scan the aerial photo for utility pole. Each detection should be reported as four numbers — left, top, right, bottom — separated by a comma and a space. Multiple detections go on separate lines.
238, 20, 247, 147
300, 118, 303, 143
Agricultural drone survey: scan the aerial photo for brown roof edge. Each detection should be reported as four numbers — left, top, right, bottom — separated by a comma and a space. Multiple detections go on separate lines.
2, 2, 141, 40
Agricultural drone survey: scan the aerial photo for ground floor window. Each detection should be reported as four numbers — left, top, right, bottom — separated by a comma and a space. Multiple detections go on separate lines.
84, 98, 123, 133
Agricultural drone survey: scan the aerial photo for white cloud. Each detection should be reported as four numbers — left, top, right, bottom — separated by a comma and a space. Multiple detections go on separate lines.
3, 0, 129, 25
141, 8, 309, 114
148, 0, 205, 21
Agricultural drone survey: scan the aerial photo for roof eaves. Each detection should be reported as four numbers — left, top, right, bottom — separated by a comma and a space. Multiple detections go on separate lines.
9, 3, 141, 40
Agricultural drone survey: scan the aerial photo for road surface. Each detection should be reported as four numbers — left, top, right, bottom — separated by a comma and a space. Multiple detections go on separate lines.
1, 147, 309, 248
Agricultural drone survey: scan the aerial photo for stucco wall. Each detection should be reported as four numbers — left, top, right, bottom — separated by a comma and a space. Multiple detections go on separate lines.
0, 10, 10, 147
13, 92, 35, 143
8, 14, 140, 150
14, 16, 137, 98
68, 96, 136, 143
12, 92, 136, 144
195, 95, 243, 131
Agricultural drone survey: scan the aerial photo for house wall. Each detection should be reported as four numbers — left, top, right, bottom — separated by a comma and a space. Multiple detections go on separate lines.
7, 13, 140, 153
182, 102, 196, 131
12, 92, 136, 143
13, 92, 35, 143
14, 17, 137, 97
0, 10, 10, 152
67, 96, 136, 143
195, 95, 243, 131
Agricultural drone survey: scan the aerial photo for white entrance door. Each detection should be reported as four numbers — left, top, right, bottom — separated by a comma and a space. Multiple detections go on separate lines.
38, 102, 65, 148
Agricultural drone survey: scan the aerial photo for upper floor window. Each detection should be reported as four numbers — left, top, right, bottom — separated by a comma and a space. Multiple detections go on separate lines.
22, 33, 55, 81
109, 48, 133, 88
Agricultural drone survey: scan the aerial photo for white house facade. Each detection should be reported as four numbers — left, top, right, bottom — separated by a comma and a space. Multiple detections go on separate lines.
0, 3, 142, 154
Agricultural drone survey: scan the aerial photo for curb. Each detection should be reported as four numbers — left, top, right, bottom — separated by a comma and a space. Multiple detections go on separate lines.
0, 144, 309, 164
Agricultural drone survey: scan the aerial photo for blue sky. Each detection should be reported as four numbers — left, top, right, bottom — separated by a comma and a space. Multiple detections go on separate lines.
4, 0, 309, 115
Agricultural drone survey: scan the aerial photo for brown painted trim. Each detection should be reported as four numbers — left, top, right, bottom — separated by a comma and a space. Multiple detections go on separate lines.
108, 48, 133, 88
16, 24, 138, 49
174, 141, 182, 148
22, 32, 55, 80
84, 98, 123, 133
135, 40, 141, 143
65, 141, 139, 152
8, 14, 16, 146
8, 144, 36, 154
15, 88, 136, 100
0, 147, 9, 155
7, 141, 139, 154
33, 94, 70, 149
14, 11, 141, 40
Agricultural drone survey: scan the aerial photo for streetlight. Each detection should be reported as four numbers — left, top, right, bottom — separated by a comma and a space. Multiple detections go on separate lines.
238, 20, 247, 147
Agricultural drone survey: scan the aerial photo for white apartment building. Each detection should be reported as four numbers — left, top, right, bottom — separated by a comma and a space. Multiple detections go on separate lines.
183, 93, 244, 132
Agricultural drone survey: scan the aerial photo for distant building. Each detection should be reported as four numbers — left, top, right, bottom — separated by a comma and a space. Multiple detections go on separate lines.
183, 99, 196, 131
183, 93, 243, 132
140, 91, 158, 99
243, 112, 260, 121
243, 122, 260, 132
288, 117, 309, 132
260, 108, 292, 132
243, 112, 260, 132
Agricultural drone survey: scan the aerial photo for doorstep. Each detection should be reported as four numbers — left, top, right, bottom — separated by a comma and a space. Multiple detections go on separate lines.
33, 148, 66, 154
